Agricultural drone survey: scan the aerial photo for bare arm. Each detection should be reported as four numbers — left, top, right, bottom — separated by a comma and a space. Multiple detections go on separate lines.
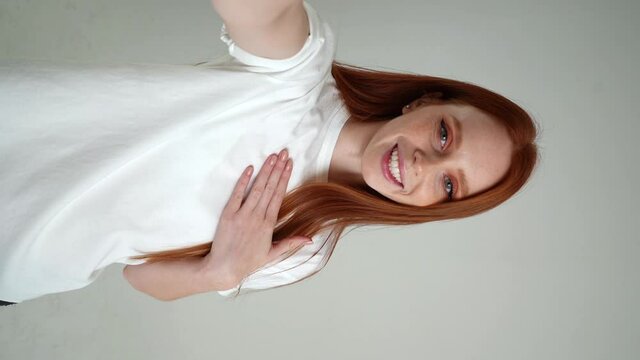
211, 0, 300, 27
122, 255, 233, 302
212, 0, 309, 60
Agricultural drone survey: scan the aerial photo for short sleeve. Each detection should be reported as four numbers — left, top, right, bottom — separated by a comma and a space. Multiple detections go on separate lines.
217, 233, 334, 297
218, 1, 335, 81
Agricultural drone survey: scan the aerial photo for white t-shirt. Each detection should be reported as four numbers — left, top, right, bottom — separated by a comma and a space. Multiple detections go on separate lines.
0, 1, 349, 302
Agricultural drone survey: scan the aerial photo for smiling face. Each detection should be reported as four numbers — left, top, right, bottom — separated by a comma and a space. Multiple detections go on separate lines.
361, 102, 514, 206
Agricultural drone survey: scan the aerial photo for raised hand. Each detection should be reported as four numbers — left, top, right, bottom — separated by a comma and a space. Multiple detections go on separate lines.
203, 148, 313, 289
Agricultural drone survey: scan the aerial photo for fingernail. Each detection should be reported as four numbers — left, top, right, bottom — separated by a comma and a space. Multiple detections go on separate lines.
269, 154, 276, 165
279, 149, 288, 161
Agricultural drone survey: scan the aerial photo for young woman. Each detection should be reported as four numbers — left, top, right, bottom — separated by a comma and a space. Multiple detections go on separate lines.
0, 0, 539, 305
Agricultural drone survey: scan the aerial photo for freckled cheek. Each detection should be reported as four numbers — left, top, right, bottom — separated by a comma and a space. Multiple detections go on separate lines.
413, 185, 435, 207
404, 121, 430, 131
404, 123, 432, 140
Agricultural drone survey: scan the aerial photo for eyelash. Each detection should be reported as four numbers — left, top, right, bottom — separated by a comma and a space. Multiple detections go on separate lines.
439, 119, 456, 201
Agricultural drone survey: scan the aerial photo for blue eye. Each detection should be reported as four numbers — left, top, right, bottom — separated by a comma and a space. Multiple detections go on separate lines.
440, 119, 455, 200
444, 175, 455, 201
439, 119, 448, 149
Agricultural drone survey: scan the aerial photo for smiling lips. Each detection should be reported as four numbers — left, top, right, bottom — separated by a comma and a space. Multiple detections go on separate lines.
382, 143, 403, 188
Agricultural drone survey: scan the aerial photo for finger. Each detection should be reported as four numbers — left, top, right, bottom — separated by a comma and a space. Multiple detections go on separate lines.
242, 153, 278, 211
265, 158, 292, 224
224, 165, 254, 214
256, 149, 288, 216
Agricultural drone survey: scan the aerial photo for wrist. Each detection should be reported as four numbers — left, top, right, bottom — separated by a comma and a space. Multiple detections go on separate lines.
198, 254, 238, 292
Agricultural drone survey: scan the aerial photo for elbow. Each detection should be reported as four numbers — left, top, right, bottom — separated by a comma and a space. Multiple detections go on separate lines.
123, 265, 176, 302
123, 265, 142, 292
152, 294, 178, 302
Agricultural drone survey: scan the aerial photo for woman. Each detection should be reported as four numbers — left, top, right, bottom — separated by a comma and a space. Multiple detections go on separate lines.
0, 1, 539, 305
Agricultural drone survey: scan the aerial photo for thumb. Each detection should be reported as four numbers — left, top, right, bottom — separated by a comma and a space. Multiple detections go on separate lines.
269, 236, 313, 257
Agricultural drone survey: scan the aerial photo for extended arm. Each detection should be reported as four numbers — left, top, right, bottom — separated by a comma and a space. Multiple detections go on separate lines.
212, 0, 309, 60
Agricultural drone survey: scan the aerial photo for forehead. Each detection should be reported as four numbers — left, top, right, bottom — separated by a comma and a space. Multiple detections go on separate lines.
437, 103, 492, 121
441, 103, 513, 197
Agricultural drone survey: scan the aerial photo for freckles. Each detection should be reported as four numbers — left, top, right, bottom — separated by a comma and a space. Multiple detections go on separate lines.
405, 122, 428, 137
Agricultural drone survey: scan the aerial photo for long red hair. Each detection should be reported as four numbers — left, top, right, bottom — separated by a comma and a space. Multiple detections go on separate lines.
130, 61, 541, 298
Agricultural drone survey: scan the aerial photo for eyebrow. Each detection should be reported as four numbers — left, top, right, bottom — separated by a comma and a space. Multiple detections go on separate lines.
450, 114, 469, 199
457, 168, 469, 199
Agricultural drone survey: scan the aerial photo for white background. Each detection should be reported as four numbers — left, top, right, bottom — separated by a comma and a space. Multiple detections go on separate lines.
1, 0, 638, 359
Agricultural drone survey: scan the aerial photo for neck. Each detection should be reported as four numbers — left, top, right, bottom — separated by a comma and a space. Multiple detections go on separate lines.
327, 116, 385, 187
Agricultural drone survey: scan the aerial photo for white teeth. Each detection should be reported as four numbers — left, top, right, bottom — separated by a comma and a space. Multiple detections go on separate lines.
388, 147, 402, 184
